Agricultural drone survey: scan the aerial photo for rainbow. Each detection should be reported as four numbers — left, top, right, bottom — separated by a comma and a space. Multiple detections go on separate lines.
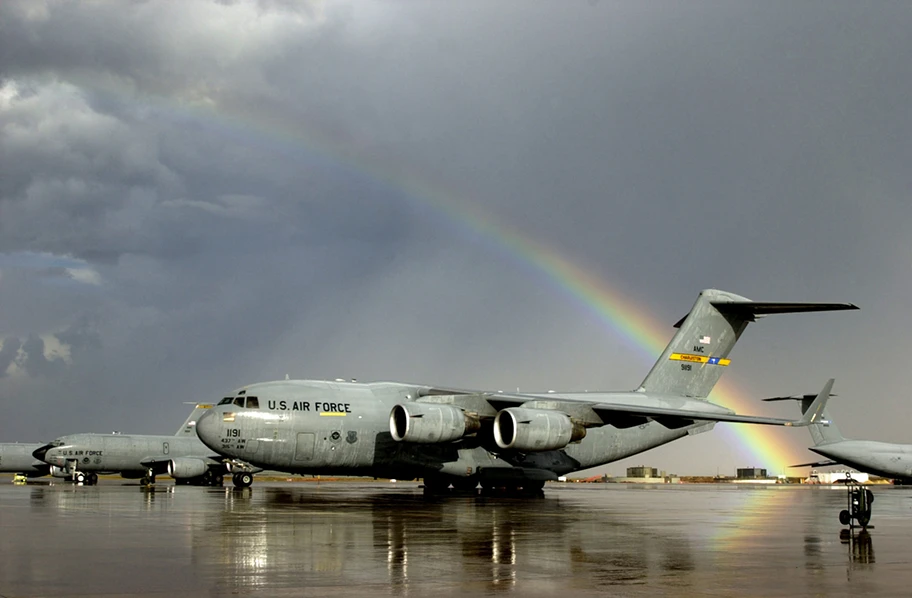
69, 75, 801, 472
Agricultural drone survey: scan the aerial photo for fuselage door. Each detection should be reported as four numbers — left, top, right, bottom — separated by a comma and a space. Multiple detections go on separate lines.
294, 433, 315, 461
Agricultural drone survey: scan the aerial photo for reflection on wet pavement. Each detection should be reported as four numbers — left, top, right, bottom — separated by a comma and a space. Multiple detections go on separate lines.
1, 481, 911, 597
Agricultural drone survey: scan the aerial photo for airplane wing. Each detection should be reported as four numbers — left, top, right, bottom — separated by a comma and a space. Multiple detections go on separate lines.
416, 379, 831, 429
588, 403, 807, 429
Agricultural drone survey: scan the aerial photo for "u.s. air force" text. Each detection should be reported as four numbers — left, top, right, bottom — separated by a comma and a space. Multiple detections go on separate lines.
267, 400, 352, 413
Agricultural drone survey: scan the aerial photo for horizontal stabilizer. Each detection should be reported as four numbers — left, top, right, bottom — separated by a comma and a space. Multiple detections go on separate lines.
764, 393, 838, 402
711, 301, 858, 322
672, 300, 857, 328
790, 460, 839, 468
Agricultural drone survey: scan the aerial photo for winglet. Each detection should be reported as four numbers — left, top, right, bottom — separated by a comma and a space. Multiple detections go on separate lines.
790, 379, 834, 427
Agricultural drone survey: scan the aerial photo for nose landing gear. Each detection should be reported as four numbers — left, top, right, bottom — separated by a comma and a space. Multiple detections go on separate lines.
72, 471, 99, 485
232, 472, 254, 488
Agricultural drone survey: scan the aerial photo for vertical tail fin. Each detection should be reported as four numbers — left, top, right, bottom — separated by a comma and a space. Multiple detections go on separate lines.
806, 408, 845, 446
638, 289, 857, 399
800, 393, 846, 446
175, 403, 214, 436
763, 379, 845, 445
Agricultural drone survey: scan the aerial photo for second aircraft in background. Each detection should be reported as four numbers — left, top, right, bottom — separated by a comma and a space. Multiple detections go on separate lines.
767, 387, 912, 484
31, 404, 260, 486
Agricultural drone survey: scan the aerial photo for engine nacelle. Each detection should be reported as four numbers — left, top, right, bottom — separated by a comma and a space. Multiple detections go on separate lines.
390, 403, 481, 443
493, 408, 586, 451
49, 465, 70, 478
167, 458, 209, 479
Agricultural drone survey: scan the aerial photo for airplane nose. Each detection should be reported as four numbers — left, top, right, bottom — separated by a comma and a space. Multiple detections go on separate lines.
195, 409, 219, 448
32, 443, 53, 462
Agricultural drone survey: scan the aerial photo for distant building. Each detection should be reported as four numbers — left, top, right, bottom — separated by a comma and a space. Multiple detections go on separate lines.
736, 467, 768, 479
806, 470, 870, 484
613, 466, 678, 484
627, 466, 660, 478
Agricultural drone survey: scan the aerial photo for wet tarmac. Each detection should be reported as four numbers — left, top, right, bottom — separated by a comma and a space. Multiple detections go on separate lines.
1, 480, 911, 597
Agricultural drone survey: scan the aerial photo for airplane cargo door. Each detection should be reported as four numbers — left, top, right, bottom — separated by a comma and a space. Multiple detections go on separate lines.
294, 433, 315, 461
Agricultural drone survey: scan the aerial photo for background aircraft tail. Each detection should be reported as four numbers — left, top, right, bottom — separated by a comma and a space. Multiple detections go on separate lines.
175, 403, 214, 436
637, 289, 856, 399
806, 407, 846, 445
765, 386, 846, 445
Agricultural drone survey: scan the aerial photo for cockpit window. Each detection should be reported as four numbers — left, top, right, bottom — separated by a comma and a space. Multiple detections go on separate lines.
218, 397, 233, 406
233, 397, 245, 407
246, 396, 259, 409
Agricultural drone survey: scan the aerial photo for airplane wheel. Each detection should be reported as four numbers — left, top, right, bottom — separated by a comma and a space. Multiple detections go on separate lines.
523, 480, 545, 492
839, 510, 851, 526
74, 472, 86, 484
88, 473, 99, 486
140, 476, 151, 486
211, 474, 224, 487
233, 473, 253, 488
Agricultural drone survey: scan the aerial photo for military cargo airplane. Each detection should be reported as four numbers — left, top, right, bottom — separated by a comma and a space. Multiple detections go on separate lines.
195, 289, 853, 492
32, 404, 260, 486
0, 443, 50, 479
767, 387, 912, 483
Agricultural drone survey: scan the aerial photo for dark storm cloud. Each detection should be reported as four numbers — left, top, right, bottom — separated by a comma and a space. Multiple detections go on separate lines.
0, 337, 22, 378
1, 0, 910, 473
19, 335, 67, 379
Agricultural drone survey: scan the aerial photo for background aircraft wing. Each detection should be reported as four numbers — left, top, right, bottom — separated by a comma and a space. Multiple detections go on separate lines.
789, 459, 840, 468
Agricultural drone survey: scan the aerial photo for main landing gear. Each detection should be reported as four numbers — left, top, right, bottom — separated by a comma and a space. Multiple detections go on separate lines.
232, 472, 254, 488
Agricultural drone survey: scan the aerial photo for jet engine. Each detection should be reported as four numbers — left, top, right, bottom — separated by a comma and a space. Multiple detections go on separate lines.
167, 457, 209, 479
493, 408, 586, 451
390, 403, 481, 443
49, 465, 70, 478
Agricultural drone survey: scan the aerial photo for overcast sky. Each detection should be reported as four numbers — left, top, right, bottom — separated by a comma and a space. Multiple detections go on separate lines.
2, 1, 911, 476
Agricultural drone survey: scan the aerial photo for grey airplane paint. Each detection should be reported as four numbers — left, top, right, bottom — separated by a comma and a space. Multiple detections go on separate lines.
0, 443, 49, 478
195, 289, 851, 492
769, 386, 912, 483
32, 404, 259, 486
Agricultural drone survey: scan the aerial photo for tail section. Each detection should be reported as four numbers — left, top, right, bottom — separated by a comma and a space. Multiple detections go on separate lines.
807, 407, 845, 446
764, 380, 846, 445
175, 403, 215, 436
638, 289, 857, 399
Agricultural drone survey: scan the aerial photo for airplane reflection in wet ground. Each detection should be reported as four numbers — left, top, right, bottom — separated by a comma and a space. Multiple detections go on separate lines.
2, 482, 912, 597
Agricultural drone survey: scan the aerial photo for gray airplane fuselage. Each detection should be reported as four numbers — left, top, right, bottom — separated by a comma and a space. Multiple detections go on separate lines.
195, 380, 707, 480
0, 443, 49, 477
194, 290, 851, 485
37, 434, 216, 476
811, 440, 912, 481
